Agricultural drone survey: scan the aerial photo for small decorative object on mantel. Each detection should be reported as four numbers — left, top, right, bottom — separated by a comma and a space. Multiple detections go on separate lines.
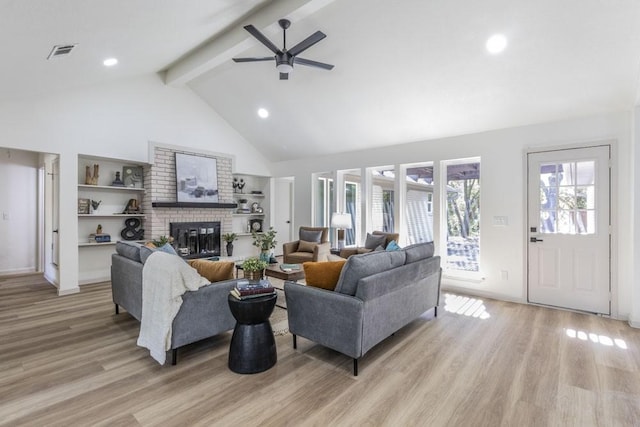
90, 199, 102, 213
122, 198, 140, 214
85, 164, 99, 185
111, 171, 125, 187
120, 218, 144, 241
123, 165, 143, 188
233, 177, 245, 194
96, 224, 103, 234
237, 199, 250, 213
249, 218, 263, 233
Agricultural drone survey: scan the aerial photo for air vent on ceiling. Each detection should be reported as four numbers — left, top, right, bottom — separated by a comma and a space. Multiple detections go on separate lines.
47, 44, 77, 60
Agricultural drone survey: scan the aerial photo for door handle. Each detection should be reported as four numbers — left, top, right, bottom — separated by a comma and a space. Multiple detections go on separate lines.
530, 237, 543, 242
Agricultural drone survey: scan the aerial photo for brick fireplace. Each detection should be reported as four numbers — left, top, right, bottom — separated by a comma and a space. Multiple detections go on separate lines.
143, 145, 235, 245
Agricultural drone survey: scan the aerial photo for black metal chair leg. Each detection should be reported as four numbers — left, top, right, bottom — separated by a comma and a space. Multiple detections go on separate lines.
292, 334, 297, 349
171, 348, 178, 366
115, 304, 119, 315
353, 358, 358, 376
434, 306, 438, 317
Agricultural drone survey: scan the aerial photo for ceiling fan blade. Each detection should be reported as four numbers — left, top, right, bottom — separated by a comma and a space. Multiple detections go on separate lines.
280, 72, 289, 80
232, 57, 274, 63
294, 57, 334, 70
243, 24, 281, 54
287, 31, 326, 57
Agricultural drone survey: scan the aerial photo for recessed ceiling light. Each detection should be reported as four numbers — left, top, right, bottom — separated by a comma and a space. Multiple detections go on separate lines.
103, 58, 118, 67
257, 108, 269, 119
486, 34, 507, 54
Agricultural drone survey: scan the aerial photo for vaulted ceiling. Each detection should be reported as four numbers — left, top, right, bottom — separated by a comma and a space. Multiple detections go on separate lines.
4, 0, 640, 161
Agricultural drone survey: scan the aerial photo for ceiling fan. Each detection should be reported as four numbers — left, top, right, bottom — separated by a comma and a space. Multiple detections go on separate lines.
233, 19, 334, 80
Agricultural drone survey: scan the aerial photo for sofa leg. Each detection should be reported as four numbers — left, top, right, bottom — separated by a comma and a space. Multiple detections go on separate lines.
115, 304, 119, 315
292, 334, 297, 349
353, 358, 358, 376
171, 349, 178, 366
434, 306, 438, 318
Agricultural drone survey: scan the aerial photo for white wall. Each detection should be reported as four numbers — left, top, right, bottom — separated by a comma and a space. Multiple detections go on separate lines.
630, 106, 640, 327
0, 73, 273, 294
0, 149, 39, 274
271, 111, 635, 321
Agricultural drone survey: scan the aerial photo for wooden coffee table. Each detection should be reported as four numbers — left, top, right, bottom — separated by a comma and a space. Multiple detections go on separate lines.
264, 263, 304, 281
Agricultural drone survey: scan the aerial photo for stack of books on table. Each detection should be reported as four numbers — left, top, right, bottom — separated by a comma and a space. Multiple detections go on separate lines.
230, 279, 275, 300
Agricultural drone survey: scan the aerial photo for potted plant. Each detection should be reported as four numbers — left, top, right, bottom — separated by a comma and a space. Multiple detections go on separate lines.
222, 232, 237, 256
151, 235, 173, 247
241, 257, 268, 281
252, 227, 277, 262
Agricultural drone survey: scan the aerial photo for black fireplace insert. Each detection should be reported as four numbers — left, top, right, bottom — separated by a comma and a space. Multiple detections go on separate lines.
169, 221, 221, 259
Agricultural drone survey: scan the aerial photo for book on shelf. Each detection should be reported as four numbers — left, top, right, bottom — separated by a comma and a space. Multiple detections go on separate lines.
88, 233, 111, 243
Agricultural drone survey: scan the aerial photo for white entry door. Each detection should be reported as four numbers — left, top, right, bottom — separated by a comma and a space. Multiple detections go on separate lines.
273, 178, 293, 256
527, 145, 610, 314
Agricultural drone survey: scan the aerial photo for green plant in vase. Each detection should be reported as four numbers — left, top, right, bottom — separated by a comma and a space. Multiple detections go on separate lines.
252, 227, 277, 262
222, 233, 237, 256
151, 235, 173, 247
241, 257, 268, 281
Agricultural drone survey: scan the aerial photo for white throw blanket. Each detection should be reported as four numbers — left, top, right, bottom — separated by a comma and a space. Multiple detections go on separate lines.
137, 251, 209, 364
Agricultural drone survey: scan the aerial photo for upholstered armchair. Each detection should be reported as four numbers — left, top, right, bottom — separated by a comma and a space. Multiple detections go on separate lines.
339, 231, 400, 258
283, 226, 331, 264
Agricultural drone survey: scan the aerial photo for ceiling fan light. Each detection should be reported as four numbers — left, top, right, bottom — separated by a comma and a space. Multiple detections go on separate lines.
276, 63, 293, 73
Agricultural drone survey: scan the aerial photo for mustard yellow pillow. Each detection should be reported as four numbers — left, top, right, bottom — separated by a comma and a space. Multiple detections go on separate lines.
303, 260, 347, 291
188, 260, 234, 282
298, 240, 317, 253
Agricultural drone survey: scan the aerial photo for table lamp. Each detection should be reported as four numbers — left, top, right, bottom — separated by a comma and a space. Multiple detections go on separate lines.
331, 212, 352, 250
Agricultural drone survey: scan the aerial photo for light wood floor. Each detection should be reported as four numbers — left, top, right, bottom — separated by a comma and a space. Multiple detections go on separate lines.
1, 274, 639, 426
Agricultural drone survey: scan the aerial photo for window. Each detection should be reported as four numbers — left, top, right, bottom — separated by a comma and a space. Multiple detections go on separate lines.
345, 180, 360, 246
371, 167, 395, 233
405, 164, 434, 244
445, 160, 480, 272
539, 161, 595, 234
316, 174, 335, 245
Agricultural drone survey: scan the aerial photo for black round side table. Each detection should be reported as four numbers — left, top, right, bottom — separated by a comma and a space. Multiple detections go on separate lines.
227, 293, 277, 374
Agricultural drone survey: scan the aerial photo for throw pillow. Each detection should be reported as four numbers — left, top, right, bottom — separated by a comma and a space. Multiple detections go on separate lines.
299, 229, 323, 243
364, 233, 387, 250
303, 260, 347, 291
356, 247, 372, 254
157, 243, 178, 256
140, 245, 155, 264
188, 260, 235, 282
297, 240, 317, 253
386, 240, 401, 251
115, 241, 142, 262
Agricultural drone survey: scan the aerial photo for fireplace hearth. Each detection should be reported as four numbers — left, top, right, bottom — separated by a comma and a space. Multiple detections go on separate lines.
169, 221, 221, 259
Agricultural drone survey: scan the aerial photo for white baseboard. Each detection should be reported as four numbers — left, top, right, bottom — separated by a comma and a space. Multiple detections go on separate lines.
58, 287, 80, 296
0, 267, 36, 275
441, 283, 526, 305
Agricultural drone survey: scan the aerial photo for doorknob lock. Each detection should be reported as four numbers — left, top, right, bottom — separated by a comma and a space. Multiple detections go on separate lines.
530, 237, 543, 242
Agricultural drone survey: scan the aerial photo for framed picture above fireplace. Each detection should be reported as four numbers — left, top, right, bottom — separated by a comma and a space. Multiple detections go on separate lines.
175, 153, 219, 203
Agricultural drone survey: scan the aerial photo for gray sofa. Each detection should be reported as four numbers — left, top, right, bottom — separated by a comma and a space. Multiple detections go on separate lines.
111, 242, 237, 365
284, 242, 441, 375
